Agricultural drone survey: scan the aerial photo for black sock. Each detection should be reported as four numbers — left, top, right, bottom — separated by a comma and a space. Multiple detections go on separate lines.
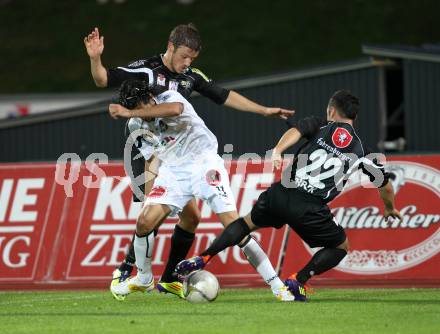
201, 218, 250, 257
160, 225, 195, 282
118, 234, 136, 273
296, 248, 347, 284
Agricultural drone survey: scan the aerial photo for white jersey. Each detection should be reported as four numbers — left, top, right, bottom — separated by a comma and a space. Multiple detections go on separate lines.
130, 91, 235, 214
127, 117, 156, 161
127, 90, 218, 165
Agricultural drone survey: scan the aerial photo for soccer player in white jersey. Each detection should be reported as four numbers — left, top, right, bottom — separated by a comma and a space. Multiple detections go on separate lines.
109, 80, 295, 301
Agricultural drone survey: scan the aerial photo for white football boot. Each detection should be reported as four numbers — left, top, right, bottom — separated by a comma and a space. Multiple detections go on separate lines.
273, 286, 296, 301
110, 269, 132, 301
111, 275, 155, 298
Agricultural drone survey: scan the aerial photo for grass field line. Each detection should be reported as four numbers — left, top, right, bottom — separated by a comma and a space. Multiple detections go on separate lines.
1, 289, 440, 334
0, 293, 104, 306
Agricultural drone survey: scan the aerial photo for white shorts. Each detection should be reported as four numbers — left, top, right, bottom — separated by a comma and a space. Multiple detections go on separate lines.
145, 154, 236, 215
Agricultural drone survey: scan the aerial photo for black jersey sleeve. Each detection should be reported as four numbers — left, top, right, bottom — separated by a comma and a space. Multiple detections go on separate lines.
296, 116, 327, 140
107, 59, 152, 88
190, 68, 230, 104
359, 149, 390, 188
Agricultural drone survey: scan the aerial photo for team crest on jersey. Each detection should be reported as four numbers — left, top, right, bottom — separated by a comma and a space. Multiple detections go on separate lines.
169, 80, 179, 91
180, 80, 191, 89
148, 186, 167, 198
332, 127, 353, 148
206, 169, 221, 186
157, 73, 166, 86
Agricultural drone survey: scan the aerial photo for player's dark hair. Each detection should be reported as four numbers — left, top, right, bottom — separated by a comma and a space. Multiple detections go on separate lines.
169, 23, 202, 51
118, 79, 153, 110
328, 90, 359, 120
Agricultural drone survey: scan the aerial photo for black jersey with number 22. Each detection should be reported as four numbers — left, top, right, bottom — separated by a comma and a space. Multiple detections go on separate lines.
290, 116, 389, 203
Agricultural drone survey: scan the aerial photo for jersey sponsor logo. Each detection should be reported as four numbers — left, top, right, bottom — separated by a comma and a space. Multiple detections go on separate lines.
128, 60, 146, 68
157, 74, 166, 86
169, 80, 179, 91
317, 138, 353, 162
180, 80, 191, 89
148, 186, 167, 198
206, 169, 221, 186
332, 127, 353, 148
305, 160, 440, 275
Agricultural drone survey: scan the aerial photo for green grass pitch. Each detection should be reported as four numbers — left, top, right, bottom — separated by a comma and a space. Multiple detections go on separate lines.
1, 288, 439, 334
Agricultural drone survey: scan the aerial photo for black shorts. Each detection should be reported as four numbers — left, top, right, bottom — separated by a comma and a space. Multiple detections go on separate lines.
251, 181, 346, 248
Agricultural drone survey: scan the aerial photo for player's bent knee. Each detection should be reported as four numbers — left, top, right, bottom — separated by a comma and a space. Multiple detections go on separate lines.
218, 211, 240, 227
180, 210, 201, 226
177, 219, 199, 233
337, 238, 350, 252
243, 214, 258, 231
136, 215, 152, 235
136, 208, 159, 235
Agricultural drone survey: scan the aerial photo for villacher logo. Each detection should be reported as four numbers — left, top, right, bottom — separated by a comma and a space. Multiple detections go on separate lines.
306, 161, 440, 275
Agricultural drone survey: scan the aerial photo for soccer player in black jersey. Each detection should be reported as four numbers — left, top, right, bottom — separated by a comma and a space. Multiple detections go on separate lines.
176, 90, 403, 301
84, 23, 293, 299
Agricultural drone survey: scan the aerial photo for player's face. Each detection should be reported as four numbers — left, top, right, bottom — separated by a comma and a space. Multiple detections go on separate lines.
170, 45, 199, 73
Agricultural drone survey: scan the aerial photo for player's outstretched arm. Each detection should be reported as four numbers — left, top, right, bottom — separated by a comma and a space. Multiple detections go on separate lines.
84, 27, 108, 87
224, 91, 294, 119
271, 128, 302, 170
378, 181, 403, 222
109, 102, 183, 119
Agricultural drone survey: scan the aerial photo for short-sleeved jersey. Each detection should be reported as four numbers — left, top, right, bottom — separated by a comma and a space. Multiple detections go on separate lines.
107, 55, 229, 104
128, 90, 218, 166
289, 116, 389, 203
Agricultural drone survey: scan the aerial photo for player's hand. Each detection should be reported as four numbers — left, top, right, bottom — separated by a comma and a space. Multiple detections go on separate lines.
271, 148, 283, 171
109, 104, 131, 119
384, 207, 403, 222
263, 107, 295, 120
84, 27, 104, 59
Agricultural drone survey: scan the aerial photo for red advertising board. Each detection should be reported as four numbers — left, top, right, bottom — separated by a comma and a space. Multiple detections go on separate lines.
0, 164, 61, 282
0, 156, 439, 289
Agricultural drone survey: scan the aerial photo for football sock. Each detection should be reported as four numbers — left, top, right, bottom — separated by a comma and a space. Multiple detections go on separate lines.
160, 225, 195, 282
296, 248, 347, 284
134, 232, 155, 284
118, 234, 136, 273
240, 236, 284, 291
201, 218, 250, 257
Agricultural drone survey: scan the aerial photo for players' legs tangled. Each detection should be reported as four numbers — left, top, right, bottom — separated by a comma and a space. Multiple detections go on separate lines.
159, 199, 199, 283
113, 199, 199, 299
156, 199, 199, 298
218, 212, 288, 295
177, 213, 294, 301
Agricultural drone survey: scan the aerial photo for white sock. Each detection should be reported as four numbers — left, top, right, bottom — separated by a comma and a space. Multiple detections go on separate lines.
134, 233, 155, 284
241, 237, 284, 292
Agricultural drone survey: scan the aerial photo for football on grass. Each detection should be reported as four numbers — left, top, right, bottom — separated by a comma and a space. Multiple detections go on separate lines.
183, 270, 220, 303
